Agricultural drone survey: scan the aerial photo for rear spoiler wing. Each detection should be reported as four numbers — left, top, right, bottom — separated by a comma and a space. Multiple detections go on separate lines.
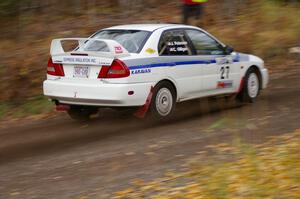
50, 38, 130, 66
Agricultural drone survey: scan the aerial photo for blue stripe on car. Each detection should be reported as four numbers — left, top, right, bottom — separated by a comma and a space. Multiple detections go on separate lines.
129, 60, 214, 70
128, 56, 240, 70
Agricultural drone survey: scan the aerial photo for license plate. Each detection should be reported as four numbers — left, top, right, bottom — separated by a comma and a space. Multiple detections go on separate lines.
73, 66, 89, 78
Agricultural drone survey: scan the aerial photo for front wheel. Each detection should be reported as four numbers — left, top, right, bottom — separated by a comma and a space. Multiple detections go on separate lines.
149, 82, 176, 120
237, 68, 260, 103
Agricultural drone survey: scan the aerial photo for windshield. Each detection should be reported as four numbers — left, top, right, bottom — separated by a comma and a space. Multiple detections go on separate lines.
91, 30, 151, 53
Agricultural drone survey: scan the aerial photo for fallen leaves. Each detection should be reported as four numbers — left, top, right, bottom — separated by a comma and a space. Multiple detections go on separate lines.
114, 129, 300, 198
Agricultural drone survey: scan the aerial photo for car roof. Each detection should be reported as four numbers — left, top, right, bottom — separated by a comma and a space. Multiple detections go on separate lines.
104, 24, 197, 32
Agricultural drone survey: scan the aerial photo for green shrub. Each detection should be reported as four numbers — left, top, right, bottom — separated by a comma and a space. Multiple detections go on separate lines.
0, 0, 19, 16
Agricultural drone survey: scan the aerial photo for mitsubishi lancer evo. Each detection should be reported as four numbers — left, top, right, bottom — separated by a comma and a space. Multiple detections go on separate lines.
43, 24, 268, 120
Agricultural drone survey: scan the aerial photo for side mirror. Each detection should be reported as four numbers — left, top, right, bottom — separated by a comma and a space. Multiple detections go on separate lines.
225, 45, 234, 55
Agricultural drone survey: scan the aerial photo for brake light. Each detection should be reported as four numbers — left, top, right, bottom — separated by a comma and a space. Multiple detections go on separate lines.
98, 59, 130, 78
47, 57, 65, 76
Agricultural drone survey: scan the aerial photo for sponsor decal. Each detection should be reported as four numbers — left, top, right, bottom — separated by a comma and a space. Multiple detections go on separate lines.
63, 57, 97, 64
217, 80, 233, 88
167, 41, 188, 46
99, 62, 111, 65
131, 68, 151, 75
145, 48, 156, 54
167, 41, 188, 52
169, 47, 188, 53
216, 57, 233, 65
167, 41, 189, 53
115, 46, 123, 54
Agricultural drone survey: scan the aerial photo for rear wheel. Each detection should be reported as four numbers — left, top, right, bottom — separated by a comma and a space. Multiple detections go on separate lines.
238, 68, 260, 103
149, 82, 176, 120
67, 106, 98, 121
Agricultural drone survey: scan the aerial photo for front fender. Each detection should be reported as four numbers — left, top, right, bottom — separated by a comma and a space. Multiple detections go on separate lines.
238, 53, 268, 90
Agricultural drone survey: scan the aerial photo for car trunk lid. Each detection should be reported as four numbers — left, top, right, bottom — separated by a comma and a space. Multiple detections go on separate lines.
49, 38, 130, 80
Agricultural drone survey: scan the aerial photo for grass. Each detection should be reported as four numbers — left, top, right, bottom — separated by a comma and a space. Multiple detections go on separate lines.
0, 0, 300, 120
207, 0, 300, 64
0, 103, 9, 119
114, 129, 300, 198
0, 96, 54, 120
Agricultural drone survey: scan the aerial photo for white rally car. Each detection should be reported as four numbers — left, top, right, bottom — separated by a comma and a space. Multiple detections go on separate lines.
43, 24, 268, 120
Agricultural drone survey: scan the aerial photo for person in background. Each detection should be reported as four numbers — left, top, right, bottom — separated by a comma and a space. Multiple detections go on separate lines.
182, 0, 207, 24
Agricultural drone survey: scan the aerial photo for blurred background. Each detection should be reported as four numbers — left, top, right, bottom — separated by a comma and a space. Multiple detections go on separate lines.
0, 1, 300, 198
0, 0, 299, 119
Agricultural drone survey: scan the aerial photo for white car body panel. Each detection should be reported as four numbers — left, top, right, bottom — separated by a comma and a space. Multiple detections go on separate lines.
43, 24, 269, 107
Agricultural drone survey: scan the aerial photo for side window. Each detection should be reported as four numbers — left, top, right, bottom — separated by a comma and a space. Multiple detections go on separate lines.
186, 29, 225, 56
158, 30, 193, 56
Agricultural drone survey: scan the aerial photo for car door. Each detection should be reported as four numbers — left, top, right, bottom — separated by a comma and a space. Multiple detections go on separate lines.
185, 29, 238, 95
158, 29, 204, 99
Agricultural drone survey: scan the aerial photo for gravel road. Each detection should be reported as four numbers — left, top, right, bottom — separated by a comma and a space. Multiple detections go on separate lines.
0, 66, 299, 199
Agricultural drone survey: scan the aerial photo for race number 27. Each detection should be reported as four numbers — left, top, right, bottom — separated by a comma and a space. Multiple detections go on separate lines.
220, 66, 230, 79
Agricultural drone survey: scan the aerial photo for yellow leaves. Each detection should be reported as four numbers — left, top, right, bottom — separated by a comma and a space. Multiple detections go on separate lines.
9, 192, 20, 196
140, 181, 161, 192
148, 144, 159, 149
184, 189, 204, 199
125, 152, 136, 156
114, 129, 300, 198
132, 179, 145, 187
114, 188, 135, 199
19, 65, 30, 76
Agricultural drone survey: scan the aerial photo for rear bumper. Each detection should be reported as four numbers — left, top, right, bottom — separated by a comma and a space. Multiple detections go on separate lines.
43, 80, 153, 107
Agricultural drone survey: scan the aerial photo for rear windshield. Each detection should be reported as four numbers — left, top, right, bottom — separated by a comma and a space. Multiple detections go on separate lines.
91, 30, 151, 53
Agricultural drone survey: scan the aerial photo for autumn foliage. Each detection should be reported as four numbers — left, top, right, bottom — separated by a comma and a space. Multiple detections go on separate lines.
114, 129, 300, 198
0, 0, 299, 117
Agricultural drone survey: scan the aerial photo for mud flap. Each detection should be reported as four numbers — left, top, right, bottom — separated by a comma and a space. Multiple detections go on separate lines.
229, 77, 245, 100
134, 87, 154, 119
237, 77, 245, 93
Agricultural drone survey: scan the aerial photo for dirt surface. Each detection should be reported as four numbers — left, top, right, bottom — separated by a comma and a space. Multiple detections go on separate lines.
0, 65, 299, 199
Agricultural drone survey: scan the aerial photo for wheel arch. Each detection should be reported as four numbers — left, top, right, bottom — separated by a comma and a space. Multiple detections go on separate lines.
154, 79, 178, 101
245, 65, 263, 90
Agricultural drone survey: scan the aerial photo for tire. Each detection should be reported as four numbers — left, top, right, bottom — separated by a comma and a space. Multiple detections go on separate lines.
67, 106, 98, 121
149, 82, 176, 120
237, 68, 261, 103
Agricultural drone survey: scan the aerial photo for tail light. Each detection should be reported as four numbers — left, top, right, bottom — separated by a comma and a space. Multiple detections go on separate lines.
98, 59, 130, 78
47, 57, 65, 76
